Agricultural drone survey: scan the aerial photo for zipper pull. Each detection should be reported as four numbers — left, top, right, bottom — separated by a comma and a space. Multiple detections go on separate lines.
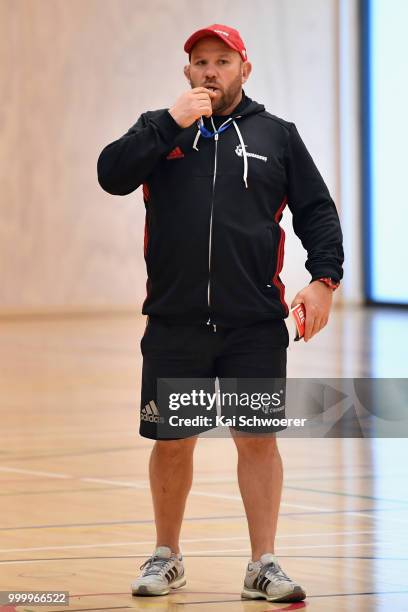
214, 133, 219, 141
206, 317, 217, 332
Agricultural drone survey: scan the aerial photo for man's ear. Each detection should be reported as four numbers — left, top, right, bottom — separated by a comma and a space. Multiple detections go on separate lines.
241, 61, 252, 85
184, 64, 192, 85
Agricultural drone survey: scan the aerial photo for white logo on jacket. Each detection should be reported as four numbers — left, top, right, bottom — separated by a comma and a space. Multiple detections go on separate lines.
235, 144, 268, 162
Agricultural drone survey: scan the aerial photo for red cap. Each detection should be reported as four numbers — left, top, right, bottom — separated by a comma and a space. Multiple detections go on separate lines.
184, 24, 248, 62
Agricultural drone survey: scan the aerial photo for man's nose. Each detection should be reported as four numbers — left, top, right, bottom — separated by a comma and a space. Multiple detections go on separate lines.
203, 64, 218, 79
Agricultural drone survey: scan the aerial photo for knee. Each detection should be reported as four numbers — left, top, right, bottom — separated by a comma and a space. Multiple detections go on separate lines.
234, 435, 279, 460
153, 436, 198, 462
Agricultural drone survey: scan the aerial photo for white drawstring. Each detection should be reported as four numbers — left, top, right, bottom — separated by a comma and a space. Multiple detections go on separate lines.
192, 127, 201, 151
192, 118, 249, 189
233, 121, 248, 188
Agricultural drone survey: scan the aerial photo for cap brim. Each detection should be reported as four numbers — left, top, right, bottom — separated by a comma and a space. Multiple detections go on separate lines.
184, 28, 240, 56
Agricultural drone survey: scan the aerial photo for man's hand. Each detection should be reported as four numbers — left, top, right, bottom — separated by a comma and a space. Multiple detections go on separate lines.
290, 281, 333, 342
169, 88, 217, 128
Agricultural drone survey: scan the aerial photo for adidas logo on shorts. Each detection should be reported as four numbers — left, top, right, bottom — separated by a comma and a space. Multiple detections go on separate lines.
141, 400, 165, 423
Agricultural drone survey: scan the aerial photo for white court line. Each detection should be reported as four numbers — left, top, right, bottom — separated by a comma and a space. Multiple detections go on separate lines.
347, 511, 408, 525
165, 541, 397, 553
82, 477, 148, 489
0, 530, 382, 554
0, 467, 71, 479
0, 541, 398, 565
191, 490, 328, 512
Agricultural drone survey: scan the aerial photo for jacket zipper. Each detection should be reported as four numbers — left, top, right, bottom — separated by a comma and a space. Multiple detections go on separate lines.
206, 116, 233, 333
206, 129, 218, 333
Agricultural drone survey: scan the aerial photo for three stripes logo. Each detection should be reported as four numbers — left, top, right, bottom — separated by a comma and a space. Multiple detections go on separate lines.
141, 400, 165, 423
255, 573, 271, 592
165, 567, 179, 582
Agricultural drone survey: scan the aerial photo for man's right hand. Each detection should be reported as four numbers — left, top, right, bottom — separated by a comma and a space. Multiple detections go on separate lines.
169, 88, 217, 128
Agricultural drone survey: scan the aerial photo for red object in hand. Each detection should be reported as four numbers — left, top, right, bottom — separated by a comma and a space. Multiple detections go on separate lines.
290, 303, 306, 341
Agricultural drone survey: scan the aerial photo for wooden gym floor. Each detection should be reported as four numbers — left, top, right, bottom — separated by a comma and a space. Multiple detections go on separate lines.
0, 304, 407, 611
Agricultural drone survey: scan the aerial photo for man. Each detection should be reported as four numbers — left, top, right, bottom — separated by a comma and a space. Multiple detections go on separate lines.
97, 24, 343, 603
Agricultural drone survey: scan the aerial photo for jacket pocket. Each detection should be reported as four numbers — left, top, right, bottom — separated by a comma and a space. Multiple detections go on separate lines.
265, 226, 276, 286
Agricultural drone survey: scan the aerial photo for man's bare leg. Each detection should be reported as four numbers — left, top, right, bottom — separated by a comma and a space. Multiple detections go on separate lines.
230, 430, 283, 561
149, 436, 198, 554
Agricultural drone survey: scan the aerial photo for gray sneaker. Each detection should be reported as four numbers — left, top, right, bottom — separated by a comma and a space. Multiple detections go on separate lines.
131, 545, 186, 596
241, 553, 306, 602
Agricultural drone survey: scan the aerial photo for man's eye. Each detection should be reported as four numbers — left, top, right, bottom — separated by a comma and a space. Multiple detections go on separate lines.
195, 60, 228, 65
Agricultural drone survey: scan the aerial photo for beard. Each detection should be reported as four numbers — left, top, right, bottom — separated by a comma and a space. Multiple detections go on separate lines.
191, 71, 243, 115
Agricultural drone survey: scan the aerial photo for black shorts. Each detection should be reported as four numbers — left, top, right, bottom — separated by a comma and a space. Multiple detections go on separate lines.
139, 316, 289, 440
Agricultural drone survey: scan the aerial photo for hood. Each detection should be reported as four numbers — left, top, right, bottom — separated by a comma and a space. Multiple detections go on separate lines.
192, 91, 265, 189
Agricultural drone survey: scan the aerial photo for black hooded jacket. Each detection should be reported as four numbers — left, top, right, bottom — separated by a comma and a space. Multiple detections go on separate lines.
97, 91, 344, 328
